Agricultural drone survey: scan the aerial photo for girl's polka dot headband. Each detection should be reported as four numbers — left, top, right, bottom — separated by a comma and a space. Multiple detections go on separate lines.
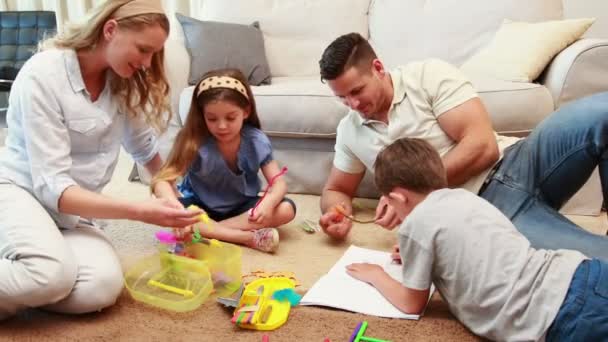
197, 76, 249, 99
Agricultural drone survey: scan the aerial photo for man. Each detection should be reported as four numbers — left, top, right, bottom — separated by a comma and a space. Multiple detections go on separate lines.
318, 32, 608, 260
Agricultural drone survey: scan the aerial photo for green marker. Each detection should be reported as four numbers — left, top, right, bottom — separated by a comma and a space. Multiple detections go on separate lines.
354, 321, 391, 342
360, 336, 391, 342
355, 321, 368, 341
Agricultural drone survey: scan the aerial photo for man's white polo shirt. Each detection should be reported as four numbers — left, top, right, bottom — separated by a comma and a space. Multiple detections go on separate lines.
333, 59, 519, 194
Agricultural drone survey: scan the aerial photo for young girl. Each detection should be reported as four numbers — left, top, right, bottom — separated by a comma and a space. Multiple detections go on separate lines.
152, 68, 296, 253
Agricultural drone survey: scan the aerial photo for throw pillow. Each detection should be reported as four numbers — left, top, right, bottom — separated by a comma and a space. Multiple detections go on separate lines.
175, 13, 272, 86
460, 18, 595, 82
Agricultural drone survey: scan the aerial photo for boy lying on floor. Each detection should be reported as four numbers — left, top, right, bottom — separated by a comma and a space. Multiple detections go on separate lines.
345, 137, 608, 341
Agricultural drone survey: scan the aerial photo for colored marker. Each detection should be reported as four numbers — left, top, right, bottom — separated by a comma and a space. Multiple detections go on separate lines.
355, 321, 368, 341
349, 321, 363, 342
360, 336, 390, 342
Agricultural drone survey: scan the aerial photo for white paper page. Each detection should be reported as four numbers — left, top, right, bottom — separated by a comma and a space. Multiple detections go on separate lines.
301, 245, 434, 319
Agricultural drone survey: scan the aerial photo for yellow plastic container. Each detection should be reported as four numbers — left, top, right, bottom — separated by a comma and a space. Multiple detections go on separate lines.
181, 241, 242, 297
124, 253, 213, 312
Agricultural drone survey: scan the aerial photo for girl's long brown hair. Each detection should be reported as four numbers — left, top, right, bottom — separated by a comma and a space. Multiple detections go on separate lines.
151, 68, 261, 191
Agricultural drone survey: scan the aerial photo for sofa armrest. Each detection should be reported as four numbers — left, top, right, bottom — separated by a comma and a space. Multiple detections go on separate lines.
540, 38, 608, 108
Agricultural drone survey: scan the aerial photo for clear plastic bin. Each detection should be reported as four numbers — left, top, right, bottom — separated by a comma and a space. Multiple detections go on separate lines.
181, 240, 242, 297
124, 252, 213, 312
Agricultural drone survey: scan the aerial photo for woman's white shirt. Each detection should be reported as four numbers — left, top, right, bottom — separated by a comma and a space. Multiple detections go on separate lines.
0, 49, 158, 228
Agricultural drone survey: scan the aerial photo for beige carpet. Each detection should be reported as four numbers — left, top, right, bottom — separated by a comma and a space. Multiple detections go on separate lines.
1, 148, 605, 341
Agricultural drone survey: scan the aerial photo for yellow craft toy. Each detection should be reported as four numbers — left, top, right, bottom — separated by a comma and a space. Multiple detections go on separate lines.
231, 277, 296, 331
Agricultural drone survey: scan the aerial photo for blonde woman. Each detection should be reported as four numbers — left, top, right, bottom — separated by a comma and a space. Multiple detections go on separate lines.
0, 0, 201, 319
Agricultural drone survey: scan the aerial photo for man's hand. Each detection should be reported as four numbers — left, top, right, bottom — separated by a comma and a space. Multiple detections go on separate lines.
391, 244, 402, 264
319, 208, 353, 239
132, 198, 203, 228
374, 196, 401, 229
346, 263, 386, 284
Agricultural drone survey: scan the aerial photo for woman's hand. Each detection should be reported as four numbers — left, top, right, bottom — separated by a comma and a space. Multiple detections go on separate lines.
131, 198, 202, 228
374, 196, 401, 230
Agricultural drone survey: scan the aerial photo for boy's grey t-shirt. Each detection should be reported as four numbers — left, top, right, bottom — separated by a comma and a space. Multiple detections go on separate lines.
399, 188, 586, 341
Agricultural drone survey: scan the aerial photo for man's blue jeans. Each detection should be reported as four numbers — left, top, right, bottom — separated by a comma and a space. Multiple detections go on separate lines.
545, 259, 608, 341
480, 92, 608, 260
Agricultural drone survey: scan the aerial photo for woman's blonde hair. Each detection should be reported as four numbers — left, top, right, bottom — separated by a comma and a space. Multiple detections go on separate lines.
151, 68, 260, 191
40, 0, 172, 133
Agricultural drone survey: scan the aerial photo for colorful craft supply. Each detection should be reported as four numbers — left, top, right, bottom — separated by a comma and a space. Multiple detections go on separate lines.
334, 204, 376, 224
299, 219, 321, 233
155, 230, 177, 244
271, 288, 301, 306
231, 277, 295, 331
249, 166, 288, 217
349, 321, 391, 342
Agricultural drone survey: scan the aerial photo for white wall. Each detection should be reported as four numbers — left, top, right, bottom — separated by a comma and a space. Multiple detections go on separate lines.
0, 0, 204, 32
563, 0, 608, 38
1, 0, 607, 38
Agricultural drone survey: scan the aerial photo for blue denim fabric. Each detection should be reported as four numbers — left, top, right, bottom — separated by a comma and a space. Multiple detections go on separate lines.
480, 92, 608, 260
546, 259, 608, 342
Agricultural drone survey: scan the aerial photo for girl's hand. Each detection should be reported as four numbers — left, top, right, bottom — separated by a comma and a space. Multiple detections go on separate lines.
132, 198, 202, 228
248, 204, 270, 226
173, 225, 194, 242
374, 196, 401, 230
346, 263, 385, 284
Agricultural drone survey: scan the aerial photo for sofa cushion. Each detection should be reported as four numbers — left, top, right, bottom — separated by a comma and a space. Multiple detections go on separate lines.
470, 74, 554, 135
369, 0, 563, 68
180, 74, 553, 139
199, 0, 371, 77
180, 77, 348, 138
175, 13, 271, 86
461, 18, 595, 82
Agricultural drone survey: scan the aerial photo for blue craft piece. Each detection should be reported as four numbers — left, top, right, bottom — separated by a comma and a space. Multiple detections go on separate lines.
271, 288, 302, 306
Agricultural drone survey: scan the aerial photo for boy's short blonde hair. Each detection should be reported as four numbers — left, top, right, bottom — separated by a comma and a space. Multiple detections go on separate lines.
374, 138, 448, 194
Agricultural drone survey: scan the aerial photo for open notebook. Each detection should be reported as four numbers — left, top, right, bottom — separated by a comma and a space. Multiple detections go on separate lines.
300, 245, 435, 319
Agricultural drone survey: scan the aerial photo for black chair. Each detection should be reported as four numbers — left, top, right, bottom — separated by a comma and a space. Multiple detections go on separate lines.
0, 11, 56, 113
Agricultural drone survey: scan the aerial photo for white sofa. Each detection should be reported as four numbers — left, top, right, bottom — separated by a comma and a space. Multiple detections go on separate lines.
140, 0, 608, 215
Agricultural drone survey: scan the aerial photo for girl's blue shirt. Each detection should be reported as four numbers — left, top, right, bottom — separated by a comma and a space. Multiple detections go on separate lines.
178, 125, 273, 214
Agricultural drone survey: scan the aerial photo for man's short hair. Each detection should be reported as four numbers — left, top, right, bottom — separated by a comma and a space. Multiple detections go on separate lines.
374, 138, 448, 194
319, 32, 377, 81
